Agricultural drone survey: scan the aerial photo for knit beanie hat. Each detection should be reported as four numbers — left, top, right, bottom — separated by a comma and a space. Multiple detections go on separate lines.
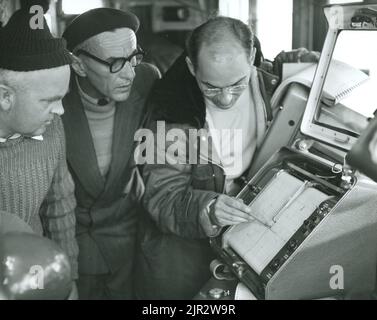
0, 8, 72, 71
63, 8, 140, 52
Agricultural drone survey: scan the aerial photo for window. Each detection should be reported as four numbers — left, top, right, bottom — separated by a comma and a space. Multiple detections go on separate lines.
45, 12, 52, 29
327, 0, 363, 4
62, 0, 104, 15
219, 0, 249, 24
256, 0, 293, 60
318, 30, 377, 135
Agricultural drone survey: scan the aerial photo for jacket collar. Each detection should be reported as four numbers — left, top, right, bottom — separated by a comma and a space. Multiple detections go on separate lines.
62, 76, 143, 200
150, 53, 206, 128
149, 54, 268, 147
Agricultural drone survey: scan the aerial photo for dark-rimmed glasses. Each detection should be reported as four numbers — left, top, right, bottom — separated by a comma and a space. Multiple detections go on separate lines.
76, 46, 145, 73
202, 84, 249, 98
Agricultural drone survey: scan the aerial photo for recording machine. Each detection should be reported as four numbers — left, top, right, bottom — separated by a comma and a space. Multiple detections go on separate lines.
197, 3, 377, 300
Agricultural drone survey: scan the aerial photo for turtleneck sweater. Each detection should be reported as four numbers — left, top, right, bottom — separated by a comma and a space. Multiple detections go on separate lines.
76, 77, 115, 177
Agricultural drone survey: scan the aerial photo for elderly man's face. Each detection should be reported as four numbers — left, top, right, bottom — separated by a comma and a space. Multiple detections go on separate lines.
79, 28, 137, 102
193, 43, 252, 110
6, 65, 70, 136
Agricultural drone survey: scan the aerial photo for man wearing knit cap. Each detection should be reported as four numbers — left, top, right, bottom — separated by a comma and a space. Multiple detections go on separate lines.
62, 8, 160, 299
0, 8, 79, 297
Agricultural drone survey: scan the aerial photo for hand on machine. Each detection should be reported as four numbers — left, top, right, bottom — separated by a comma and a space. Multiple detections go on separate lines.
208, 195, 264, 228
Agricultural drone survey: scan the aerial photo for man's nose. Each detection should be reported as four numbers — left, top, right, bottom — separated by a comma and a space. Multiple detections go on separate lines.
51, 101, 64, 116
218, 91, 233, 106
119, 62, 136, 80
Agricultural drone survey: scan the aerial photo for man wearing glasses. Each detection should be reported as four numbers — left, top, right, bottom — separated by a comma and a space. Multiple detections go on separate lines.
135, 16, 318, 299
61, 8, 160, 299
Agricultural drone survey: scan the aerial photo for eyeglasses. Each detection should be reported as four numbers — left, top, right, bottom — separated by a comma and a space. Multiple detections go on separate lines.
76, 46, 145, 73
202, 84, 248, 98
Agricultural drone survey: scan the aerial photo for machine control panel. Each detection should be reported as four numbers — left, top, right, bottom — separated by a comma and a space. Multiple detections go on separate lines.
260, 199, 336, 282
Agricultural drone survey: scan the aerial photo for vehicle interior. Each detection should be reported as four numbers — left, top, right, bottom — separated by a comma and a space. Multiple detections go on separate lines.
2, 0, 377, 301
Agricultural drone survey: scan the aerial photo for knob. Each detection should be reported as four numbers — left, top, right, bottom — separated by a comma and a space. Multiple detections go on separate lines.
271, 259, 280, 270
208, 288, 225, 299
303, 219, 313, 230
308, 223, 315, 231
311, 216, 320, 224
237, 265, 245, 277
320, 203, 329, 210
289, 239, 298, 250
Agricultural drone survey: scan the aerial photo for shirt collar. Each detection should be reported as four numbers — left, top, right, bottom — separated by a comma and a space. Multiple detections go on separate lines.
0, 133, 43, 143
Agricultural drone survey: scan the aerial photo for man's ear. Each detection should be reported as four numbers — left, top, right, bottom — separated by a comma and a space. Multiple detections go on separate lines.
71, 53, 87, 77
185, 57, 196, 77
0, 85, 15, 112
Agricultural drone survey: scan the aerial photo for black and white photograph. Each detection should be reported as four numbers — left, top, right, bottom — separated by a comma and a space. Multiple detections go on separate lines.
1, 0, 377, 308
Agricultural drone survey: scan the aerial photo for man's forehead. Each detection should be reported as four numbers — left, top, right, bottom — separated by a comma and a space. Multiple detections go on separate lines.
26, 65, 70, 92
199, 42, 246, 64
87, 27, 137, 57
196, 43, 250, 86
10, 65, 70, 83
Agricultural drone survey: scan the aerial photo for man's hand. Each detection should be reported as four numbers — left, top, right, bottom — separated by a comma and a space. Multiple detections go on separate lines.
208, 195, 255, 228
67, 281, 78, 300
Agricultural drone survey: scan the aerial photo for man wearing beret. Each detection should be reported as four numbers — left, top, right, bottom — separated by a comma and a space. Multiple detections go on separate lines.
0, 8, 79, 296
62, 8, 160, 299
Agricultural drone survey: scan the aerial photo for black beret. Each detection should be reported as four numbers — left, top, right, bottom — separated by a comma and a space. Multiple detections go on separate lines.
63, 8, 140, 51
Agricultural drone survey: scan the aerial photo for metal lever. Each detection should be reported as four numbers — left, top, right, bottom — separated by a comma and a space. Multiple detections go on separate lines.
272, 181, 313, 223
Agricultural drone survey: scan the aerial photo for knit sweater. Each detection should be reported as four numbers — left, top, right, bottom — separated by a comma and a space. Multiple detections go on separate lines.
0, 115, 79, 279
